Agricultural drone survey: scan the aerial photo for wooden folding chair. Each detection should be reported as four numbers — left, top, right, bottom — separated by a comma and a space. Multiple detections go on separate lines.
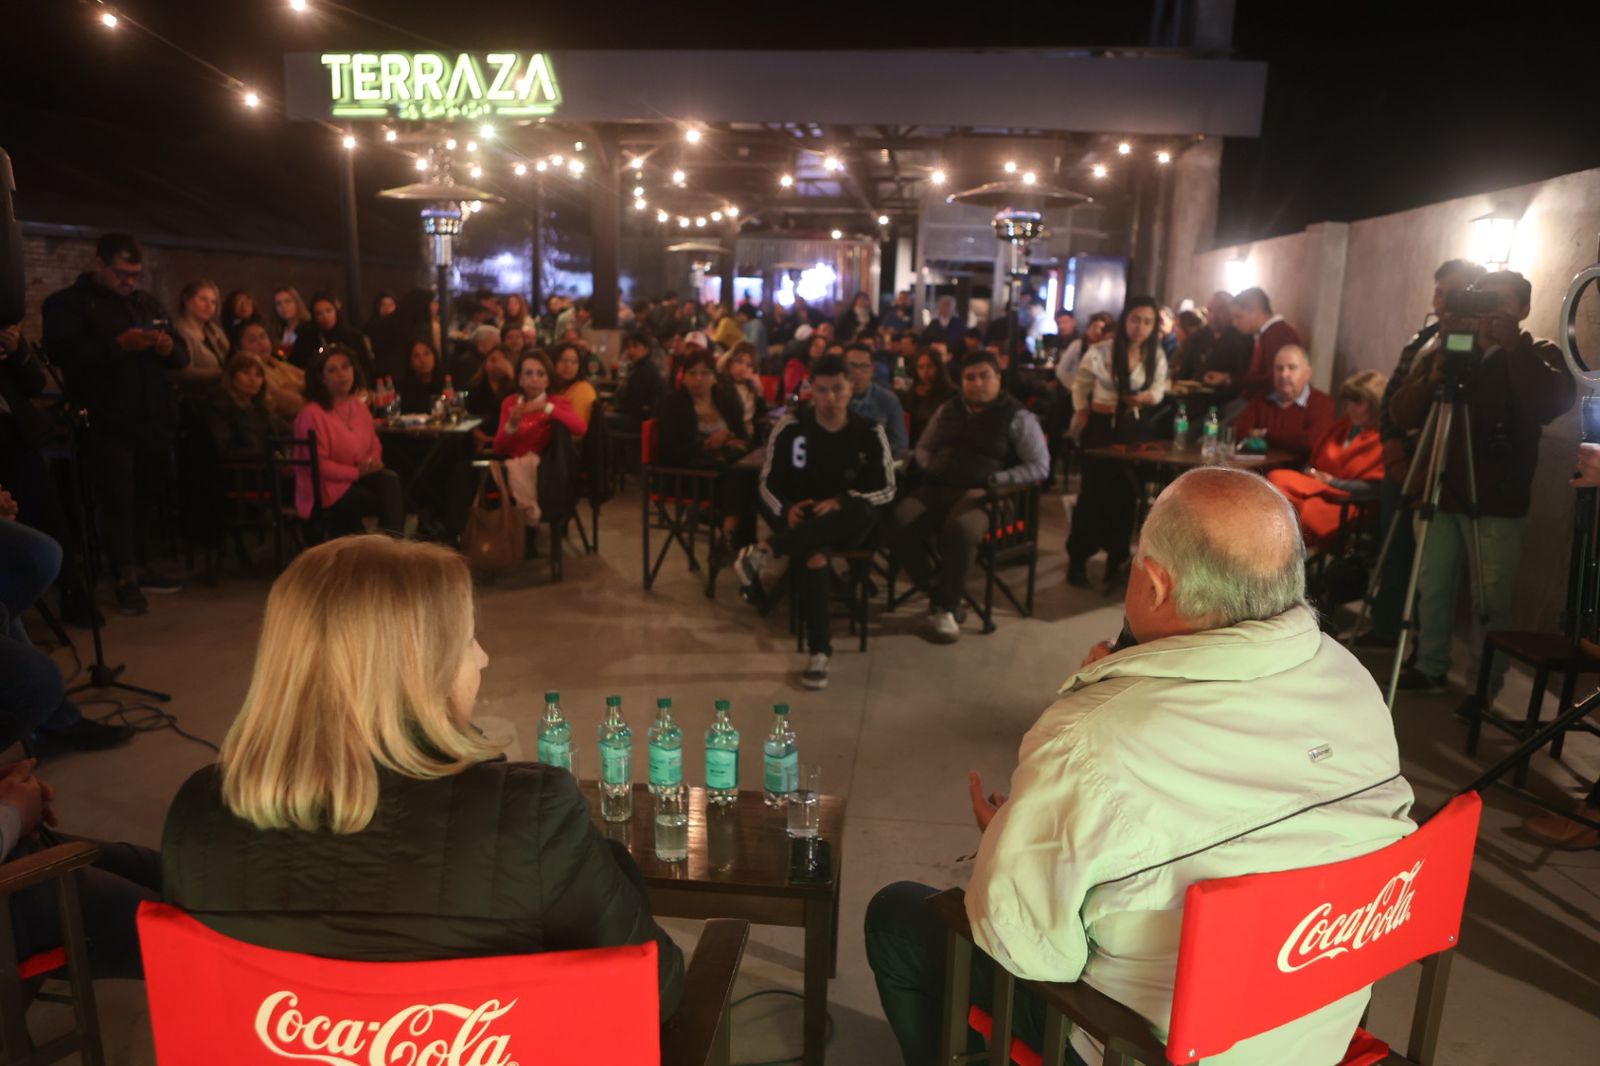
0, 841, 105, 1065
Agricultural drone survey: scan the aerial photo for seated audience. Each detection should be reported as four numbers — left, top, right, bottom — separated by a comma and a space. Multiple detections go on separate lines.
502, 324, 530, 358
1230, 286, 1301, 402
1233, 345, 1336, 459
837, 291, 879, 343
493, 351, 585, 526
222, 289, 260, 335
204, 353, 287, 461
294, 345, 403, 535
369, 289, 441, 381
501, 293, 531, 335
161, 536, 683, 1012
717, 342, 765, 434
232, 320, 304, 419
608, 331, 664, 432
891, 353, 1049, 643
657, 349, 754, 552
903, 347, 953, 445
172, 280, 230, 395
846, 342, 909, 455
712, 312, 744, 352
0, 501, 133, 752
398, 340, 444, 414
549, 341, 598, 431
290, 292, 372, 378
1067, 297, 1170, 590
453, 324, 502, 383
785, 332, 826, 398
866, 468, 1416, 1066
465, 346, 517, 448
364, 290, 397, 336
269, 285, 309, 354
1266, 369, 1388, 549
922, 294, 965, 352
737, 355, 896, 689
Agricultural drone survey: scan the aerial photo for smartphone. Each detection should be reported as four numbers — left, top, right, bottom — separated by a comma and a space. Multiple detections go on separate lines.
147, 318, 169, 330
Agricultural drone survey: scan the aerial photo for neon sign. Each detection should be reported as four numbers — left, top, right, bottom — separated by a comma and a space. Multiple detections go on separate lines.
319, 53, 561, 120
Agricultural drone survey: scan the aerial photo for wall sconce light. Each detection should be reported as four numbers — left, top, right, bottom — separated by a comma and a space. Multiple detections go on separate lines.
1224, 257, 1255, 295
1470, 212, 1517, 270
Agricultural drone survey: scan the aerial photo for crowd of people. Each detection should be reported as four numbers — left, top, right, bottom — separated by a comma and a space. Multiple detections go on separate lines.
1, 229, 1594, 1066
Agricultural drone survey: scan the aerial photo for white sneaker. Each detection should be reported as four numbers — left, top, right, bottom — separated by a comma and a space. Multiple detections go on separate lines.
930, 611, 961, 643
735, 543, 772, 588
800, 653, 831, 690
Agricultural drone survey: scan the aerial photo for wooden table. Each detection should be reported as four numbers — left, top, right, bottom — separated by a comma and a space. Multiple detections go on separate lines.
581, 782, 845, 1066
1081, 439, 1299, 474
376, 418, 482, 499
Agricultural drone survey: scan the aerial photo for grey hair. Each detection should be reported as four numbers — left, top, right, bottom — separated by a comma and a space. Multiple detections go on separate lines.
1138, 468, 1308, 628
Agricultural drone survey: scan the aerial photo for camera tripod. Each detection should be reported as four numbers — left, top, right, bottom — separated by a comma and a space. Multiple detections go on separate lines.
1351, 370, 1489, 709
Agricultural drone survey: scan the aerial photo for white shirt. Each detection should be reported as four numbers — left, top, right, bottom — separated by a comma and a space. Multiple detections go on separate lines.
1256, 313, 1285, 338
1270, 383, 1312, 409
1071, 340, 1169, 413
1054, 338, 1087, 388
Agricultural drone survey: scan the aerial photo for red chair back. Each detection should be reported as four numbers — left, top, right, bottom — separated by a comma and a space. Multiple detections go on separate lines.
1166, 792, 1480, 1063
641, 418, 659, 464
760, 374, 780, 405
137, 901, 660, 1065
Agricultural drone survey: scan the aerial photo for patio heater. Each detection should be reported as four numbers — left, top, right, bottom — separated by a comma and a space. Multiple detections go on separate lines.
668, 241, 731, 304
947, 179, 1092, 361
378, 179, 504, 315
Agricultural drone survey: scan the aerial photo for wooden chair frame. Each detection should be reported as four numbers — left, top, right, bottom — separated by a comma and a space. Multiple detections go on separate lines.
0, 841, 104, 1066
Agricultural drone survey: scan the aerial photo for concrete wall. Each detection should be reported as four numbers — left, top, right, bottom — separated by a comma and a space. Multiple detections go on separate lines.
1170, 165, 1600, 634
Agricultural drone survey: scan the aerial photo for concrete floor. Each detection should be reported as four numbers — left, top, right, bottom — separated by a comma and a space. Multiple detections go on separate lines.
23, 486, 1600, 1065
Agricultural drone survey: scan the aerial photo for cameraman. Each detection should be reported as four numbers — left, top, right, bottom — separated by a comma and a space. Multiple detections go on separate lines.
1388, 270, 1575, 694
41, 233, 189, 618
1357, 259, 1486, 649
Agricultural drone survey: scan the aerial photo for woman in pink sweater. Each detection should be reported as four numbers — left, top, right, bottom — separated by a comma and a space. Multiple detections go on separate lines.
293, 345, 404, 534
492, 351, 586, 524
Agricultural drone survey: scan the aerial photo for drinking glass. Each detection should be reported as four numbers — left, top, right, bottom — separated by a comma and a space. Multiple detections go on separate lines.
786, 763, 821, 839
654, 783, 690, 862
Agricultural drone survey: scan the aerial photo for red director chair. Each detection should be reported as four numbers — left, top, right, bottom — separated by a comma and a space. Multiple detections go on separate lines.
640, 418, 725, 596
936, 791, 1481, 1066
138, 902, 748, 1066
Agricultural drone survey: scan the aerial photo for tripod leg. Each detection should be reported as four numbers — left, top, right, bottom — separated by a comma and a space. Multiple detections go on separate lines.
1354, 403, 1442, 635
1387, 402, 1454, 708
1455, 404, 1492, 634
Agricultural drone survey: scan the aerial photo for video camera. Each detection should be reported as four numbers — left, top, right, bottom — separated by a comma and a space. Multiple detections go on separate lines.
1436, 288, 1504, 382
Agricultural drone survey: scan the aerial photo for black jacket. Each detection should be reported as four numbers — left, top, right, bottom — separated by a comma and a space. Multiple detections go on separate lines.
759, 408, 895, 516
655, 387, 749, 468
162, 761, 684, 1015
615, 355, 666, 422
290, 322, 373, 377
201, 389, 285, 461
0, 333, 55, 450
41, 273, 190, 438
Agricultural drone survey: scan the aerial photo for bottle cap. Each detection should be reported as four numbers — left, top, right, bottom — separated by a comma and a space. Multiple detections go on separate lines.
545, 691, 559, 702
605, 695, 620, 707
657, 698, 672, 709
774, 704, 789, 715
714, 700, 730, 711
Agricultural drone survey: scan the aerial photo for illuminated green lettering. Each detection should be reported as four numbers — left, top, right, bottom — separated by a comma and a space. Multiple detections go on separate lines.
412, 53, 445, 101
442, 53, 486, 104
322, 51, 560, 119
379, 53, 411, 102
320, 53, 353, 100
351, 53, 381, 100
485, 53, 518, 101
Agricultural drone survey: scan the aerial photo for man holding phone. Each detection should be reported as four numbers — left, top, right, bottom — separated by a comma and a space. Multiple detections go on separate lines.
739, 355, 896, 690
42, 233, 189, 617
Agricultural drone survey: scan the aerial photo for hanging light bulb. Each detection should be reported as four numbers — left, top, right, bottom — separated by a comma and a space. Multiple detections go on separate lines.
1003, 160, 1017, 174
568, 159, 584, 176
726, 206, 739, 218
830, 229, 843, 240
414, 157, 428, 172
632, 186, 644, 197
445, 138, 457, 150
479, 123, 494, 138
823, 154, 842, 172
634, 198, 648, 211
550, 154, 564, 166
677, 217, 690, 228
657, 209, 670, 223
1092, 164, 1109, 179
573, 140, 584, 151
685, 128, 702, 144
465, 140, 478, 153
672, 169, 686, 185
99, 9, 119, 27
383, 128, 397, 142
469, 201, 482, 214
1156, 150, 1172, 165
469, 164, 482, 179
243, 90, 261, 109
779, 174, 794, 188
1022, 171, 1037, 185
877, 214, 889, 226
695, 216, 707, 228
513, 162, 528, 176
930, 169, 946, 185
535, 160, 548, 173
288, 0, 308, 10
341, 134, 356, 151
711, 211, 723, 222
1117, 142, 1132, 156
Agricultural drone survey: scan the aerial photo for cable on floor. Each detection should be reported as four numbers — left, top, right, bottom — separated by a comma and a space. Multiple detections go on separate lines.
728, 988, 834, 1066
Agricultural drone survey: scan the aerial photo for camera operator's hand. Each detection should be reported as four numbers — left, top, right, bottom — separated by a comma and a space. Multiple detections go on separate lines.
1572, 443, 1600, 488
116, 328, 158, 352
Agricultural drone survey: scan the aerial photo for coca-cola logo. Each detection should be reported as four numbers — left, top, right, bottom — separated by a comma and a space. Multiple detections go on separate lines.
253, 990, 519, 1066
1275, 860, 1423, 974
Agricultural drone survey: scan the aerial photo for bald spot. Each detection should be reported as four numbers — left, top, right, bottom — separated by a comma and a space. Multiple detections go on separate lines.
1151, 468, 1299, 580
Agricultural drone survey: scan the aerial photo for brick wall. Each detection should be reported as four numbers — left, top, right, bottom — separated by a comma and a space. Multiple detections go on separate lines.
19, 230, 422, 340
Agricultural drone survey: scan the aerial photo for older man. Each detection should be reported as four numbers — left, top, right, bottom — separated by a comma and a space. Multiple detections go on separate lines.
846, 342, 909, 455
1233, 345, 1335, 459
891, 352, 1048, 642
866, 468, 1415, 1066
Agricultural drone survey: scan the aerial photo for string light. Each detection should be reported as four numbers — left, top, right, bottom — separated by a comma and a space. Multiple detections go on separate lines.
1117, 142, 1132, 156
243, 90, 261, 109
551, 154, 564, 166
341, 134, 356, 150
695, 216, 706, 228
414, 157, 428, 172
288, 0, 308, 10
726, 206, 739, 218
535, 160, 548, 172
479, 123, 494, 138
672, 169, 686, 186
1022, 171, 1037, 185
465, 140, 478, 153
930, 169, 946, 185
877, 214, 889, 225
383, 128, 397, 142
685, 128, 702, 144
657, 210, 669, 223
1092, 164, 1108, 179
823, 154, 842, 172
513, 162, 527, 176
469, 201, 482, 214
628, 157, 644, 171
445, 138, 457, 150
573, 140, 584, 151
568, 159, 584, 176
632, 186, 645, 197
711, 210, 723, 222
779, 174, 794, 188
1156, 150, 1172, 165
100, 10, 119, 28
1003, 160, 1017, 174
677, 217, 690, 228
830, 229, 843, 240
634, 198, 648, 211
469, 164, 482, 179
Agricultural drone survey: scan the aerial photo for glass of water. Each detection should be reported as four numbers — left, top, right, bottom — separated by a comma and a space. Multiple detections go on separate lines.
786, 763, 821, 839
654, 783, 690, 862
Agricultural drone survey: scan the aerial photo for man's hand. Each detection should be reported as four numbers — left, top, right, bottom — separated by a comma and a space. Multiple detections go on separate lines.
786, 500, 814, 528
969, 771, 1007, 832
153, 329, 174, 357
1202, 370, 1230, 387
0, 761, 45, 839
115, 328, 158, 352
0, 489, 17, 521
0, 325, 19, 358
811, 497, 842, 517
1573, 443, 1600, 488
1080, 640, 1115, 669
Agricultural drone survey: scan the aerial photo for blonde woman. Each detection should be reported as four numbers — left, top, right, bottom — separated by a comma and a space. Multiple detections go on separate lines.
269, 285, 310, 353
160, 536, 684, 1010
171, 280, 230, 393
1266, 367, 1389, 547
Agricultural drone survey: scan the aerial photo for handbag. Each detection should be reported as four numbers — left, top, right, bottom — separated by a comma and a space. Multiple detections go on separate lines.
461, 460, 524, 570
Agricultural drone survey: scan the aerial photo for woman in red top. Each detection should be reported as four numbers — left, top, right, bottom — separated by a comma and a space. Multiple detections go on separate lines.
493, 351, 585, 525
1267, 368, 1388, 548
292, 345, 404, 535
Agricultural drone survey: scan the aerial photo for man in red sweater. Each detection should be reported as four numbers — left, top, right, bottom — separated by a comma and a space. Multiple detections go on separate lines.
1230, 287, 1302, 401
1234, 345, 1335, 460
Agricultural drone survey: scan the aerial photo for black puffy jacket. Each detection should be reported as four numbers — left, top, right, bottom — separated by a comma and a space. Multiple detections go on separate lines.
162, 760, 684, 1015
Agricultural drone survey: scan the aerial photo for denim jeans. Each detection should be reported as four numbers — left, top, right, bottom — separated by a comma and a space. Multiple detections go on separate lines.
0, 521, 83, 745
864, 881, 1088, 1066
1414, 511, 1523, 686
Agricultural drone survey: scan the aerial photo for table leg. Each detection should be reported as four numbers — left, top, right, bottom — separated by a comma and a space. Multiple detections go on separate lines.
829, 862, 841, 979
803, 896, 832, 1065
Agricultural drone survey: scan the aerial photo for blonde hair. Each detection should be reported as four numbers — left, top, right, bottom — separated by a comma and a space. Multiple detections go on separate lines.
1338, 367, 1388, 411
220, 535, 502, 833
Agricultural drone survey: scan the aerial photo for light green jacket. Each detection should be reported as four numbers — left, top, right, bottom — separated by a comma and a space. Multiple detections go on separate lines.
967, 606, 1415, 1064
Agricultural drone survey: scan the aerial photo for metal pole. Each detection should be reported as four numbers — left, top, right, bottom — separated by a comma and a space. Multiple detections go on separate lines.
531, 175, 545, 314
339, 124, 364, 321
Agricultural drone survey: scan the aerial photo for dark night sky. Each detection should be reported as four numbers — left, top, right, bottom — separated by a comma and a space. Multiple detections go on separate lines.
5, 0, 1599, 250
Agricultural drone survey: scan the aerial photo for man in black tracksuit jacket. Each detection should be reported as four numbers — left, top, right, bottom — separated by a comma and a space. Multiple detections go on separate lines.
737, 355, 895, 690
